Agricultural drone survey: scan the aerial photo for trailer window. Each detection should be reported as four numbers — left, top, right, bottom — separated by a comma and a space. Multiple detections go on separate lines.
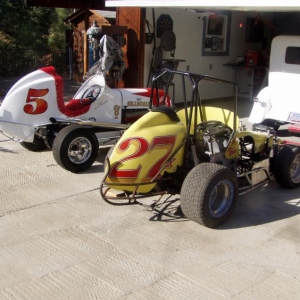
285, 47, 300, 65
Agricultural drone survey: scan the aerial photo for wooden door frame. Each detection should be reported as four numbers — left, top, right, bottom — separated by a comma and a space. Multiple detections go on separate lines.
117, 7, 145, 88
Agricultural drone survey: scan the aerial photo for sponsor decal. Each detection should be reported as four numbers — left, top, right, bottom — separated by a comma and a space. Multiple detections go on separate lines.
113, 105, 121, 118
288, 112, 300, 123
127, 100, 149, 107
94, 99, 108, 110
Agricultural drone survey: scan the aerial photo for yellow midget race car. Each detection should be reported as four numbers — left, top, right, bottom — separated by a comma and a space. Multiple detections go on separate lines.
100, 68, 300, 228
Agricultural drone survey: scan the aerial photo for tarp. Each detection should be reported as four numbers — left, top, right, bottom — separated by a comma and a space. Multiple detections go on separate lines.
84, 35, 126, 80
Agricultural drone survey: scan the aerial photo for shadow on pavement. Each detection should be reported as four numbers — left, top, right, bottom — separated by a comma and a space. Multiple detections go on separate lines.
133, 181, 300, 230
219, 182, 300, 230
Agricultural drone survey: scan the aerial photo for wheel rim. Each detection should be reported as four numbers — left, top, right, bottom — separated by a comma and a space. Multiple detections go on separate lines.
68, 137, 92, 164
290, 153, 300, 183
208, 179, 234, 218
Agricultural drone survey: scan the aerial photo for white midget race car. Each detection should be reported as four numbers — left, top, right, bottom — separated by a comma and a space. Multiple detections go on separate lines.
0, 66, 171, 172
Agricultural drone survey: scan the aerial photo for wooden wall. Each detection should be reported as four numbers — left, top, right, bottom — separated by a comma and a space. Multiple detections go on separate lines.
70, 13, 110, 82
68, 8, 145, 87
117, 8, 145, 88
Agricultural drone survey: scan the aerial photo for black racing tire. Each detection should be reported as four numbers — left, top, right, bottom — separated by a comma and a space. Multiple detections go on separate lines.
180, 163, 238, 228
20, 135, 47, 152
52, 124, 99, 173
273, 144, 300, 188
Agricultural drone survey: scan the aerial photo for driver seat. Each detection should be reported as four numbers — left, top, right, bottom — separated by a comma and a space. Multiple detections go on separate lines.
65, 98, 93, 111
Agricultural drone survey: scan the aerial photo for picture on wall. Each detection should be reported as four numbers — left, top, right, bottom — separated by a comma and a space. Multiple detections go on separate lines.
202, 11, 231, 56
207, 17, 224, 36
204, 38, 212, 48
211, 37, 219, 50
218, 38, 224, 50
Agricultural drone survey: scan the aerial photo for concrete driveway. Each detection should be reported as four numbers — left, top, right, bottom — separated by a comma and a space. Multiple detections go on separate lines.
1, 115, 300, 299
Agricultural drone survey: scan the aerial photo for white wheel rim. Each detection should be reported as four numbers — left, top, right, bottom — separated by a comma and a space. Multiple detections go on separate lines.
68, 137, 92, 164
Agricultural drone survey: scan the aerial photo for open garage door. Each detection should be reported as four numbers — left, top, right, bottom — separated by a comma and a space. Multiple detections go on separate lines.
105, 0, 300, 12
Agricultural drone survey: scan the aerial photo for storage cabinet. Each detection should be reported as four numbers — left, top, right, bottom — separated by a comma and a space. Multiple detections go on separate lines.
224, 64, 268, 101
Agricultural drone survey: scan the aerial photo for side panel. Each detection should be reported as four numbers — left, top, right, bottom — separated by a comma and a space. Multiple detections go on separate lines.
0, 69, 59, 141
79, 86, 123, 123
105, 110, 185, 193
267, 35, 300, 123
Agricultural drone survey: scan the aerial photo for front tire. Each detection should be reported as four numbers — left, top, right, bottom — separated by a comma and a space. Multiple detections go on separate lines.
52, 125, 99, 173
180, 163, 238, 228
273, 144, 300, 188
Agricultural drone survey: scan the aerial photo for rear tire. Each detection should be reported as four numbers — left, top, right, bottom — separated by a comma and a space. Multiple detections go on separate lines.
273, 144, 300, 188
20, 135, 47, 152
180, 163, 238, 228
52, 124, 99, 173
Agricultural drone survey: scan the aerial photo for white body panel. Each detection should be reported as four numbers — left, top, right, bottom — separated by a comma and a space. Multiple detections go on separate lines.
0, 70, 58, 141
249, 35, 300, 124
0, 67, 154, 142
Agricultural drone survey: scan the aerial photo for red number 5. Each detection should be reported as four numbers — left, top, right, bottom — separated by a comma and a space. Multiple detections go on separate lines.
23, 88, 49, 115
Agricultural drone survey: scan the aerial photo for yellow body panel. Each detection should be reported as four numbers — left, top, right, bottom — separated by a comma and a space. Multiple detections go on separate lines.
177, 106, 239, 133
105, 110, 186, 193
236, 131, 271, 153
104, 105, 272, 194
225, 131, 273, 159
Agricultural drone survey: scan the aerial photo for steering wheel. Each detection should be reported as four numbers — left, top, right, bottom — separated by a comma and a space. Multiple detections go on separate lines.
197, 120, 226, 136
80, 85, 101, 105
